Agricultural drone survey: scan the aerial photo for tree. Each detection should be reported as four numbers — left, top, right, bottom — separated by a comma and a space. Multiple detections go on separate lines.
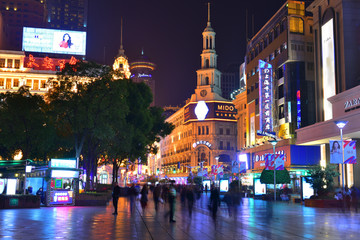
47, 61, 128, 189
0, 87, 57, 160
305, 164, 339, 197
260, 169, 291, 184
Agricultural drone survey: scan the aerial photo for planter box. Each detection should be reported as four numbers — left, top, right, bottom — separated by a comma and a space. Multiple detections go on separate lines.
304, 199, 341, 208
0, 195, 40, 209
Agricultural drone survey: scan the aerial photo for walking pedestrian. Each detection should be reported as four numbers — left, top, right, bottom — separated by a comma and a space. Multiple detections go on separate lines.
350, 186, 359, 212
112, 182, 121, 215
140, 184, 149, 215
210, 184, 220, 223
168, 181, 177, 222
153, 184, 161, 212
128, 183, 137, 214
205, 184, 208, 194
186, 186, 195, 217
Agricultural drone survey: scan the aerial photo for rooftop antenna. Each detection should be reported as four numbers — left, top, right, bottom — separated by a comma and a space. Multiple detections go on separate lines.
207, 2, 211, 26
118, 17, 125, 56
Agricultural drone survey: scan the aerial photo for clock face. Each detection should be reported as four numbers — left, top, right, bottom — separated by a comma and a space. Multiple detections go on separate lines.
200, 90, 207, 97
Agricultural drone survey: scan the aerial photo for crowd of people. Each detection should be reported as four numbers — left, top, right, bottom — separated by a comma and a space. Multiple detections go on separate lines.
334, 186, 359, 212
111, 180, 243, 224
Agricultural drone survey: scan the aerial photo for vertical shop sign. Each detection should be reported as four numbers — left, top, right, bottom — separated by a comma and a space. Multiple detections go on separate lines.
259, 60, 273, 132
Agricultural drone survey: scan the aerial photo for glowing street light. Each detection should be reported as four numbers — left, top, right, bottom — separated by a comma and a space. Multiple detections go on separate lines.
334, 120, 348, 190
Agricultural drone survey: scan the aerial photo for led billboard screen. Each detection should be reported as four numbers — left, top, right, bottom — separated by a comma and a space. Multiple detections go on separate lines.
22, 27, 86, 56
321, 19, 336, 121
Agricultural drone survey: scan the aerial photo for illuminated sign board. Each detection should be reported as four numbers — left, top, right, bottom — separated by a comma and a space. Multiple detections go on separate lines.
6, 179, 17, 195
50, 159, 76, 169
302, 177, 314, 200
259, 60, 273, 132
24, 55, 78, 71
50, 191, 73, 204
184, 101, 237, 123
220, 179, 229, 192
297, 90, 301, 128
321, 19, 336, 121
192, 140, 212, 149
51, 170, 79, 178
253, 145, 291, 170
254, 178, 266, 195
22, 27, 87, 55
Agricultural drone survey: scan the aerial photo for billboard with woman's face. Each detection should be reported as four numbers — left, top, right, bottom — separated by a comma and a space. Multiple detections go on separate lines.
22, 27, 87, 56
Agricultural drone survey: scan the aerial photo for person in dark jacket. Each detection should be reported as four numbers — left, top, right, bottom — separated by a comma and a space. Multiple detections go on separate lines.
140, 185, 149, 215
153, 184, 161, 212
112, 182, 121, 215
210, 184, 220, 222
186, 186, 195, 217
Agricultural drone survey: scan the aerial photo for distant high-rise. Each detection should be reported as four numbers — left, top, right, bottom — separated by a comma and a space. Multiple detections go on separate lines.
0, 0, 45, 50
221, 63, 240, 100
130, 51, 157, 106
45, 0, 88, 31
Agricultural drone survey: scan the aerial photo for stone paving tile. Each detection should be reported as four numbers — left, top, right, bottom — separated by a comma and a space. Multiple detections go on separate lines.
1, 194, 360, 239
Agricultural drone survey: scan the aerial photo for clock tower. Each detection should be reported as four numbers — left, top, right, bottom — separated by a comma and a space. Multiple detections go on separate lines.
113, 17, 131, 79
191, 3, 224, 102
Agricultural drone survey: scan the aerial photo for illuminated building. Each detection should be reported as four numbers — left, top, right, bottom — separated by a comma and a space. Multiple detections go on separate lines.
113, 18, 131, 79
0, 50, 81, 95
0, 0, 45, 50
296, 0, 360, 188
242, 1, 320, 194
130, 50, 157, 106
159, 4, 237, 183
45, 0, 88, 31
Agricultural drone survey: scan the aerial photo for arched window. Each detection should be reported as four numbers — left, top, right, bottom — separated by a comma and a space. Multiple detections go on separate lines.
205, 77, 209, 85
209, 37, 212, 49
205, 59, 210, 68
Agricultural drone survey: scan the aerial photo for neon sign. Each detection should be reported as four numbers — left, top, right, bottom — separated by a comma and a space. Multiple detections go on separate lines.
192, 140, 212, 149
297, 90, 301, 128
259, 60, 273, 132
50, 159, 76, 168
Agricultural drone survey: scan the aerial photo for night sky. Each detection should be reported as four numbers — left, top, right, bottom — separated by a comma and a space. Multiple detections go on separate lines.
86, 0, 286, 107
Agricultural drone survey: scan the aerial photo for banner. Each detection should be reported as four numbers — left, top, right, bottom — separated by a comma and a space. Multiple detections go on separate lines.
232, 160, 239, 173
344, 141, 357, 164
264, 154, 274, 170
330, 140, 357, 164
240, 162, 247, 173
275, 154, 285, 170
265, 154, 284, 170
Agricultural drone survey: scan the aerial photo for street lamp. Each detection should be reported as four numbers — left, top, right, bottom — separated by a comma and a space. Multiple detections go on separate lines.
334, 120, 348, 190
269, 139, 278, 201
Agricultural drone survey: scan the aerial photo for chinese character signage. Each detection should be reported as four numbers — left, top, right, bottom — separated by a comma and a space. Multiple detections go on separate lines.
259, 60, 273, 132
330, 140, 356, 164
24, 54, 78, 71
50, 159, 76, 168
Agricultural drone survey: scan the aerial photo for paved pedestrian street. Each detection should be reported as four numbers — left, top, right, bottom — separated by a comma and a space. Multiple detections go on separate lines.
1, 195, 359, 240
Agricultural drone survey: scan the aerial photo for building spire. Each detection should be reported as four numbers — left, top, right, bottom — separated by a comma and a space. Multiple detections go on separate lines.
207, 2, 211, 27
118, 17, 125, 56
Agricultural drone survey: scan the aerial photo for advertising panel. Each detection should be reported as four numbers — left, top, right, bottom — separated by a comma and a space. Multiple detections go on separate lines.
184, 101, 237, 123
239, 162, 247, 173
250, 113, 255, 145
50, 191, 73, 205
220, 179, 229, 192
321, 19, 336, 121
203, 180, 211, 190
51, 170, 79, 178
259, 60, 273, 132
330, 140, 357, 164
254, 178, 266, 195
0, 179, 5, 194
301, 177, 314, 200
22, 27, 87, 55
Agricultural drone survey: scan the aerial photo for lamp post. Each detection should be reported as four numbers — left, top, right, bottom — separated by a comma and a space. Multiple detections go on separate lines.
269, 139, 278, 201
335, 120, 348, 190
